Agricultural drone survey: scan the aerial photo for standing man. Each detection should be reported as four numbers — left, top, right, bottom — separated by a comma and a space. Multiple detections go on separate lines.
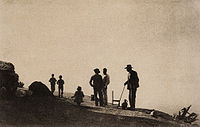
49, 74, 57, 95
89, 68, 104, 106
102, 68, 110, 105
57, 75, 64, 97
124, 64, 139, 110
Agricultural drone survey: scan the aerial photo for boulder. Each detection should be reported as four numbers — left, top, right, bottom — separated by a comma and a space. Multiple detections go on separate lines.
0, 61, 19, 98
29, 81, 53, 97
0, 61, 15, 72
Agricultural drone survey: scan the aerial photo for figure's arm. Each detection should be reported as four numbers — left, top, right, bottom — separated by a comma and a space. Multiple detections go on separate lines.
71, 91, 77, 98
107, 75, 110, 85
89, 77, 93, 87
124, 81, 128, 86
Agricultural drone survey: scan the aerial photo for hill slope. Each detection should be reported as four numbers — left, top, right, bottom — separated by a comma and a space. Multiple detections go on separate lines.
0, 94, 198, 127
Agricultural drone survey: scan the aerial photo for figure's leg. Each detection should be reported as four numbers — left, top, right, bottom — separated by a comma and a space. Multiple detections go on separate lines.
133, 89, 137, 108
51, 85, 53, 93
61, 87, 63, 97
58, 87, 60, 97
129, 90, 133, 108
99, 89, 104, 106
102, 88, 105, 105
94, 88, 98, 106
52, 85, 55, 94
105, 88, 108, 105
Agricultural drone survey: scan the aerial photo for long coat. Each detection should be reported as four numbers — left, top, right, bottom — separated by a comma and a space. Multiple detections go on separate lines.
127, 70, 139, 90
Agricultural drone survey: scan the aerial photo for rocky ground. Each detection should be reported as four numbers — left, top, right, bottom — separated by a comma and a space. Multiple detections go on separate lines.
0, 93, 198, 127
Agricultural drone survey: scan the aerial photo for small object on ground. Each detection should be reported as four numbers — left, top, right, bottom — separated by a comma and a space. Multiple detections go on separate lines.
122, 99, 128, 110
175, 105, 198, 124
112, 86, 125, 107
150, 110, 158, 118
91, 94, 95, 101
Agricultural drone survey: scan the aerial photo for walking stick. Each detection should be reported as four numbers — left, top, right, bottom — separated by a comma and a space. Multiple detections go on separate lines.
118, 85, 125, 107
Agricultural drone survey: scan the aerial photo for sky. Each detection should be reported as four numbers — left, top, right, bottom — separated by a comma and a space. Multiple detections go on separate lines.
0, 0, 200, 115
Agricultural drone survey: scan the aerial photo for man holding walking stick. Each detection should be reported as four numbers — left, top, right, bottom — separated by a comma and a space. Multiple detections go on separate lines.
124, 64, 139, 110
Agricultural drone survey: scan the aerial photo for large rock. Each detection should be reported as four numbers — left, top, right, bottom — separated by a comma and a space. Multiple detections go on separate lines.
29, 81, 53, 97
0, 61, 15, 71
0, 61, 19, 98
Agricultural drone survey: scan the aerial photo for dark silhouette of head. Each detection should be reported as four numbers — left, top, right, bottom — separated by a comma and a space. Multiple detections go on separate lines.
125, 64, 133, 72
77, 86, 82, 91
124, 99, 128, 103
52, 74, 54, 77
103, 68, 107, 75
59, 75, 62, 79
94, 68, 100, 74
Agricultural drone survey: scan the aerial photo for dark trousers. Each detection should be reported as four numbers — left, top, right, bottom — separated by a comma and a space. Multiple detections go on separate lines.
51, 84, 55, 94
94, 88, 103, 106
129, 88, 137, 108
58, 86, 63, 97
102, 88, 108, 105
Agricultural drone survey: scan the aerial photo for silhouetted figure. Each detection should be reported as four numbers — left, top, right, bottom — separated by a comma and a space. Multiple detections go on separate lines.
89, 68, 104, 106
49, 74, 57, 94
124, 64, 139, 110
102, 68, 110, 105
57, 75, 64, 97
72, 86, 84, 106
122, 99, 128, 110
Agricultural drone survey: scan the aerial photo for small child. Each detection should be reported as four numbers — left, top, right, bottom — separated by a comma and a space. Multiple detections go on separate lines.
122, 99, 128, 110
72, 86, 84, 106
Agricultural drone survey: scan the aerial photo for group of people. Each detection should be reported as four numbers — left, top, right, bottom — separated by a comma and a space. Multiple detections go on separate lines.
49, 74, 65, 97
89, 64, 139, 110
89, 68, 110, 106
49, 64, 139, 109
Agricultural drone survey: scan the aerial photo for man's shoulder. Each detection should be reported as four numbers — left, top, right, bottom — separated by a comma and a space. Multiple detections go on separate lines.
131, 70, 137, 74
58, 79, 64, 82
106, 74, 110, 78
91, 75, 96, 79
92, 74, 102, 78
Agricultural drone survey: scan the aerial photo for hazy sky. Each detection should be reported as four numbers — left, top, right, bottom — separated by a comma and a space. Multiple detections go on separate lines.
0, 0, 200, 115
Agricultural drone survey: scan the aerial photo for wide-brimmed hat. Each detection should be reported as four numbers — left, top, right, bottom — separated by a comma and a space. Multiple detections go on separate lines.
94, 68, 100, 73
124, 64, 133, 69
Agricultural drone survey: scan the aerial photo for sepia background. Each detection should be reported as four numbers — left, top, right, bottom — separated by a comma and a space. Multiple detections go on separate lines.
0, 0, 200, 115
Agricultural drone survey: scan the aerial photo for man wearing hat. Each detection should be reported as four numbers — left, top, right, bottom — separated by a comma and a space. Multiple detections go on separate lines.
124, 64, 139, 110
89, 68, 104, 106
